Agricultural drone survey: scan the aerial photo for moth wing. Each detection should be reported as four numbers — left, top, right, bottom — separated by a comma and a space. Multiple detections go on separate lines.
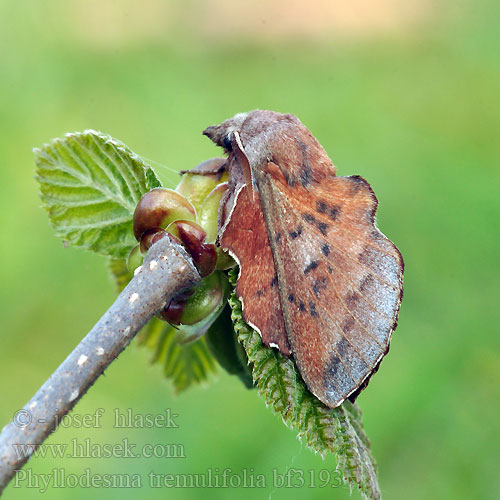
219, 183, 291, 355
257, 162, 404, 408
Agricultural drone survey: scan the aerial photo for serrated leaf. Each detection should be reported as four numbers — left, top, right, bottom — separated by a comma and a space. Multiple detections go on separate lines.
35, 130, 162, 259
145, 167, 162, 189
228, 269, 381, 500
138, 318, 217, 394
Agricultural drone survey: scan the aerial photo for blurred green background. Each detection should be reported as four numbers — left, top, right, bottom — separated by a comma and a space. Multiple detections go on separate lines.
1, 1, 499, 499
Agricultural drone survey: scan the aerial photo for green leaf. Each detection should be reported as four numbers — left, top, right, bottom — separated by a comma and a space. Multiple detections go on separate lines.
228, 269, 381, 500
205, 305, 254, 388
138, 318, 217, 394
35, 130, 162, 259
145, 167, 163, 189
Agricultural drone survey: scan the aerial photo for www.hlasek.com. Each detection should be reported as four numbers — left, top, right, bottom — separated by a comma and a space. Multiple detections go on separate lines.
12, 438, 185, 460
13, 468, 343, 492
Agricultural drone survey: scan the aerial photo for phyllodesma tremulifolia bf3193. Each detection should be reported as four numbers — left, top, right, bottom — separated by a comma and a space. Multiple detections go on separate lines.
202, 110, 404, 409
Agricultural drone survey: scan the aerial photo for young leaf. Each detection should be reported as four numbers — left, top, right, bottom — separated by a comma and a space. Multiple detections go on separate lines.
228, 269, 381, 500
138, 318, 217, 394
35, 130, 162, 259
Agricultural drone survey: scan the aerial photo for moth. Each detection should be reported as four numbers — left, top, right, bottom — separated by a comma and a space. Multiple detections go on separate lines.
203, 110, 404, 409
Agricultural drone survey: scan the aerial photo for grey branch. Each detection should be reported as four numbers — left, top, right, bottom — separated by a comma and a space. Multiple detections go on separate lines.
0, 237, 200, 494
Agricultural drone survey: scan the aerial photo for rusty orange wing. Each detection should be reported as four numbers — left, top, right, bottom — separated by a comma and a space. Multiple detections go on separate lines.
220, 183, 291, 355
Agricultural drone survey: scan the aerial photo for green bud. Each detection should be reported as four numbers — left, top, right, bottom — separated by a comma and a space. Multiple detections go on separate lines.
176, 272, 230, 343
197, 182, 227, 243
179, 272, 228, 327
127, 244, 143, 274
176, 158, 228, 212
196, 182, 235, 270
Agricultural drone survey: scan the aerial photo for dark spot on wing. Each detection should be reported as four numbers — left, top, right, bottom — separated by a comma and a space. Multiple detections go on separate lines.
312, 277, 327, 297
346, 292, 360, 309
329, 205, 341, 221
304, 261, 319, 274
316, 200, 327, 214
270, 274, 278, 288
256, 288, 265, 298
309, 301, 318, 317
316, 199, 341, 221
336, 336, 349, 356
358, 248, 371, 266
342, 316, 355, 334
322, 243, 330, 256
327, 265, 333, 274
325, 354, 341, 380
288, 293, 295, 303
336, 337, 368, 373
275, 232, 281, 243
302, 213, 316, 224
289, 225, 303, 239
359, 274, 374, 293
299, 301, 306, 312
318, 222, 328, 235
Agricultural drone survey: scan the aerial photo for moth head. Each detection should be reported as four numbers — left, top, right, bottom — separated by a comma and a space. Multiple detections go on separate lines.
203, 112, 248, 153
204, 112, 256, 199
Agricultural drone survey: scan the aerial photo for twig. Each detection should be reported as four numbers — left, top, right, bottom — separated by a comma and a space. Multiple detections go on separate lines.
0, 237, 200, 494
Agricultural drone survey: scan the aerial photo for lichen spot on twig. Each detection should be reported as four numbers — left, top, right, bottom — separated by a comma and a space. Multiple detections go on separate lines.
77, 355, 88, 367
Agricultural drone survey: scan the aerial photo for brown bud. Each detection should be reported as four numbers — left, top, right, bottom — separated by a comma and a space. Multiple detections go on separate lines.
166, 220, 217, 277
160, 298, 186, 325
139, 228, 176, 255
133, 188, 195, 241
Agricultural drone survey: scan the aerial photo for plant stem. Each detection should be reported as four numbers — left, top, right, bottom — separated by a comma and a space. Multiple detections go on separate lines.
0, 237, 200, 494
